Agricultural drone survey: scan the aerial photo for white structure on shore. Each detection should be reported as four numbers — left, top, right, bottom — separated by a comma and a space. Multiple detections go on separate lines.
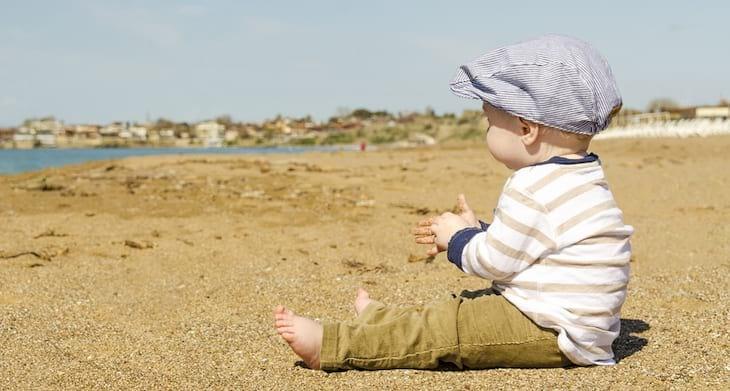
597, 118, 730, 139
195, 121, 225, 147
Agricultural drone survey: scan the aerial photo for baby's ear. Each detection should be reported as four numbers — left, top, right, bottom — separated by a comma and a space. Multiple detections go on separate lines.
518, 117, 540, 145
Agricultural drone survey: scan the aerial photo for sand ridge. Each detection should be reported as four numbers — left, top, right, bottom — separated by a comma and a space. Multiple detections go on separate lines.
1, 137, 729, 389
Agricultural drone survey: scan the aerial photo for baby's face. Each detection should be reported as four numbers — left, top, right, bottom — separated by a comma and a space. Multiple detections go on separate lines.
482, 102, 529, 170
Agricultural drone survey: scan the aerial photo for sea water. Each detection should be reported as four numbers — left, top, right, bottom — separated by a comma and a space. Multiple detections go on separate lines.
0, 146, 354, 174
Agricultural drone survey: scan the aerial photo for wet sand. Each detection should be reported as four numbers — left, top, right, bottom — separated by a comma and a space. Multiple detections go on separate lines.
1, 137, 729, 389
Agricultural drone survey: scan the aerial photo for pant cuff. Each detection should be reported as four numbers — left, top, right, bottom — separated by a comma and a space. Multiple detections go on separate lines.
319, 321, 340, 371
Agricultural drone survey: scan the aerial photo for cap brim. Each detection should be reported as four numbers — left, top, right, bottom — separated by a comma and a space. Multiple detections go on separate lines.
449, 81, 488, 101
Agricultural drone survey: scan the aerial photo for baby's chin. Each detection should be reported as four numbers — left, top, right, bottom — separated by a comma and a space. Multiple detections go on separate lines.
505, 161, 530, 170
491, 154, 528, 170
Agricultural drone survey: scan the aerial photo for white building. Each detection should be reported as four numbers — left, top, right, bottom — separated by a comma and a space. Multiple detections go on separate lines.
100, 123, 125, 137
34, 129, 57, 147
695, 106, 730, 119
129, 125, 148, 141
26, 118, 64, 135
195, 121, 225, 147
12, 128, 35, 149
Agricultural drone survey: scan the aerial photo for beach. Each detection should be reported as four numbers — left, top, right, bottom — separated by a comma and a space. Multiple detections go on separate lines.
1, 136, 728, 389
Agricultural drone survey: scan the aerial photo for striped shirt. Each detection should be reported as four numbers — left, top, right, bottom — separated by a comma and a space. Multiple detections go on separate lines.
447, 153, 633, 366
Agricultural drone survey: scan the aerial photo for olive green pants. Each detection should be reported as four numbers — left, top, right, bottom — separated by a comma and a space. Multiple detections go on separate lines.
319, 288, 571, 370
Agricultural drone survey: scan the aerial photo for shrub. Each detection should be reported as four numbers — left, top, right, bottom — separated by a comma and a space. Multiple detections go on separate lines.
322, 132, 356, 145
290, 137, 318, 146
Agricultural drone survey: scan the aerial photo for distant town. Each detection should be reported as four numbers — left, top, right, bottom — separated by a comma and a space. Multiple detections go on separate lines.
1, 100, 728, 149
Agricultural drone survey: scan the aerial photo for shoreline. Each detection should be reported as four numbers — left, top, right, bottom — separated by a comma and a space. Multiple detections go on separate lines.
3, 133, 730, 176
0, 144, 363, 175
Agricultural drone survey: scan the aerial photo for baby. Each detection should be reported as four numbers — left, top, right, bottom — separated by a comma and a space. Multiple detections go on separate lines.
274, 34, 633, 370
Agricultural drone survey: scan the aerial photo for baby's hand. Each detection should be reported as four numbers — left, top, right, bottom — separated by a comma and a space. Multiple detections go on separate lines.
412, 194, 478, 256
455, 194, 480, 228
430, 212, 470, 252
413, 212, 471, 256
413, 217, 441, 256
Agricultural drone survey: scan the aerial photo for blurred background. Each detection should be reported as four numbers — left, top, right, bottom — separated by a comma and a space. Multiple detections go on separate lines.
1, 0, 729, 153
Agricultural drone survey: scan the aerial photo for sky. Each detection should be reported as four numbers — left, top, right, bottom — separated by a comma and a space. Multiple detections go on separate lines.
1, 0, 729, 126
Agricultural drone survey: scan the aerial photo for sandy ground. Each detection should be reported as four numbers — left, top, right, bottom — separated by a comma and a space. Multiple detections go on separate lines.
1, 137, 729, 390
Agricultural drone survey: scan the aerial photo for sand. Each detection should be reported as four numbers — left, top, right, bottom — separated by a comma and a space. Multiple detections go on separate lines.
1, 137, 729, 389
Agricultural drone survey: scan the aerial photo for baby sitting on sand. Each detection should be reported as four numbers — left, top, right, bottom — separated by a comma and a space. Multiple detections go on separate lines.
274, 34, 633, 370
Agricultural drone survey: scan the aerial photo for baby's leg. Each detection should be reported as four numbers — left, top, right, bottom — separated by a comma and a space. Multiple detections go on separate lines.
352, 288, 405, 324
274, 288, 570, 371
274, 289, 462, 371
273, 288, 377, 369
320, 293, 462, 370
353, 289, 442, 325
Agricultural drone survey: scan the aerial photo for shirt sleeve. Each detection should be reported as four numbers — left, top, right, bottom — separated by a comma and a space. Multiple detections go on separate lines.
446, 187, 556, 280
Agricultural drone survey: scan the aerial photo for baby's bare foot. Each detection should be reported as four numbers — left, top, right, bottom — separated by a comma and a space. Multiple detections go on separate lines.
273, 305, 322, 369
354, 287, 373, 316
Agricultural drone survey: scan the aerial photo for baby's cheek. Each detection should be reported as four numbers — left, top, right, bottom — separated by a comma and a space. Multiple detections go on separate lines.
485, 131, 503, 160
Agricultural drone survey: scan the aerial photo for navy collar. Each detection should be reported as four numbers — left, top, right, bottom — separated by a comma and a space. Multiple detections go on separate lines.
530, 152, 600, 167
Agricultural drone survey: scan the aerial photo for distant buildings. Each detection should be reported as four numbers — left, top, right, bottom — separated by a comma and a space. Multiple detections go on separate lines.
9, 117, 63, 148
674, 105, 730, 120
2, 102, 728, 149
613, 104, 730, 126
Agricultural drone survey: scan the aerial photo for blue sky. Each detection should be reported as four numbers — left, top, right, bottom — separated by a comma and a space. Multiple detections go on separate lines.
1, 0, 728, 126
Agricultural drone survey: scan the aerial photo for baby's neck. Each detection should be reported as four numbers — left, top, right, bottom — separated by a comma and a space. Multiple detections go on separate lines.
554, 151, 588, 159
532, 144, 588, 164
507, 142, 590, 170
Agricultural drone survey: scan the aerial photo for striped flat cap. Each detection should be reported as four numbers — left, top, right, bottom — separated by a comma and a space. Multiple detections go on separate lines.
450, 34, 622, 135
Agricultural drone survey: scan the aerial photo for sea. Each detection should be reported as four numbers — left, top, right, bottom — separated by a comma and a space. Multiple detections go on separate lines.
0, 146, 356, 175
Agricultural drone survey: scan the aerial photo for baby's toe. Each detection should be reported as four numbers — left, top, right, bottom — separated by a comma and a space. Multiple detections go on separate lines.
280, 330, 296, 343
275, 319, 293, 327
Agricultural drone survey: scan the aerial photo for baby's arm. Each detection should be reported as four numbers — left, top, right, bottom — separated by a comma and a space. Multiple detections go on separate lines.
450, 188, 555, 280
